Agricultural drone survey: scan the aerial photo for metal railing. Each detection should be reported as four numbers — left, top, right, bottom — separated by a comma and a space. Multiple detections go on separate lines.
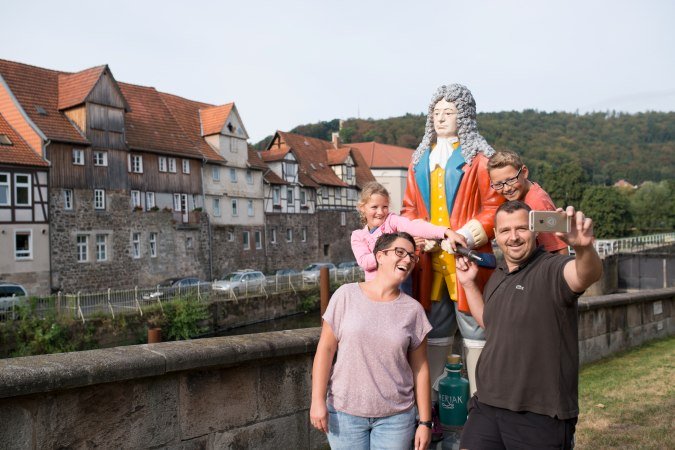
0, 268, 365, 323
593, 232, 675, 257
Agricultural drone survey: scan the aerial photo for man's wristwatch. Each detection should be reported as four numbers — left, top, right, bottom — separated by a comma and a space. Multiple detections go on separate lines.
418, 420, 433, 428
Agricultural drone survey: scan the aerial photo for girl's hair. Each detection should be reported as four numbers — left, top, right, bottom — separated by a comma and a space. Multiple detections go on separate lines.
373, 232, 416, 268
357, 181, 390, 226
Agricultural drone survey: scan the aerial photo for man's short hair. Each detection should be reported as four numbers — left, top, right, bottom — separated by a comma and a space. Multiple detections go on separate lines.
488, 150, 524, 172
496, 200, 532, 217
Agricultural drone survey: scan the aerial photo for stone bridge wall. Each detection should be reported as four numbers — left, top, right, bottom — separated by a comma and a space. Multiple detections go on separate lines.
0, 288, 673, 449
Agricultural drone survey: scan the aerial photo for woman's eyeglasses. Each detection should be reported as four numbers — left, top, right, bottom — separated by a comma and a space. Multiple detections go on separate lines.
381, 247, 419, 263
490, 166, 523, 190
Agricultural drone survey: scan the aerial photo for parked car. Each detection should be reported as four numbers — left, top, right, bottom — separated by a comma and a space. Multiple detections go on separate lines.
302, 262, 336, 283
142, 277, 205, 300
212, 270, 266, 295
0, 282, 28, 311
335, 261, 363, 278
274, 268, 299, 277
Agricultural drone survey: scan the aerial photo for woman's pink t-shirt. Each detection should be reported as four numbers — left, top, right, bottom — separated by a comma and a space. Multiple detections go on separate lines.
323, 283, 432, 417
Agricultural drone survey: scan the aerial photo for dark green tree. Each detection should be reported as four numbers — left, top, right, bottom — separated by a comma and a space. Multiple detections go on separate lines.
580, 186, 632, 238
629, 181, 675, 234
538, 160, 589, 208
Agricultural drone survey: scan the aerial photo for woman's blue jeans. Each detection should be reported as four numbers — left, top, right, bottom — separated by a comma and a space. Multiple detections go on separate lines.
326, 404, 417, 450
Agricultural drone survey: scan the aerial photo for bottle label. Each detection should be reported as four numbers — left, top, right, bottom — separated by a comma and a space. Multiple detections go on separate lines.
440, 394, 464, 409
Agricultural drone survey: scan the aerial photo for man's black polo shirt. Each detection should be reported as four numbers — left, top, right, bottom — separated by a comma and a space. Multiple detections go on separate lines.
475, 247, 580, 419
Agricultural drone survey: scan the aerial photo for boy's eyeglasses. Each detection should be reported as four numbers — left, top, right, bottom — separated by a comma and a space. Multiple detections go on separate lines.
490, 166, 523, 190
381, 247, 419, 263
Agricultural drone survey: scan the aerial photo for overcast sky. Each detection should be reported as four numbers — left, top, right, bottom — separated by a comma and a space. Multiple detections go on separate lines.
4, 0, 674, 142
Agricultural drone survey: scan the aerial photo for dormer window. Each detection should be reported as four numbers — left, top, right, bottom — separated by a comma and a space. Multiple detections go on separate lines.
283, 162, 297, 182
227, 122, 234, 133
0, 134, 12, 146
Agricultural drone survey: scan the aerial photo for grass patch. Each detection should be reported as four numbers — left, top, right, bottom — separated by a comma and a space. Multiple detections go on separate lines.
576, 336, 674, 449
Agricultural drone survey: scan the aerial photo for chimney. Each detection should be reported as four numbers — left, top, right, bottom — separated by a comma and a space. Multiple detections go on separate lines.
332, 132, 341, 149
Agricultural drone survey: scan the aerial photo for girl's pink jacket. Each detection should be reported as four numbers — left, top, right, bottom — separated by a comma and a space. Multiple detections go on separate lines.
350, 213, 447, 281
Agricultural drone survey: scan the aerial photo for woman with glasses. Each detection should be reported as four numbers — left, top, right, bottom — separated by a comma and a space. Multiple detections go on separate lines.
311, 232, 432, 450
487, 150, 568, 254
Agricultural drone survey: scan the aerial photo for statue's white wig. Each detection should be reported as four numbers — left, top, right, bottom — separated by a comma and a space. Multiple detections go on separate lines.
411, 84, 494, 166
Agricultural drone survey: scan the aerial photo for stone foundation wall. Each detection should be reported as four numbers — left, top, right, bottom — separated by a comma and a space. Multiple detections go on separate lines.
0, 290, 672, 450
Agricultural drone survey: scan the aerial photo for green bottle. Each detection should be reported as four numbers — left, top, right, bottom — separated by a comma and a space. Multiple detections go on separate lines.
438, 354, 470, 427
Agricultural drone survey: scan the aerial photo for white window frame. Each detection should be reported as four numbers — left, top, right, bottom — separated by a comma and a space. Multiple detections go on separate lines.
168, 158, 177, 173
270, 228, 277, 244
287, 187, 294, 204
246, 170, 253, 184
186, 236, 193, 249
14, 173, 31, 206
243, 231, 250, 250
182, 159, 190, 174
159, 157, 167, 172
145, 192, 155, 210
229, 168, 237, 183
227, 231, 234, 242
273, 187, 280, 206
95, 234, 107, 262
322, 188, 328, 199
77, 235, 88, 262
247, 200, 254, 217
340, 211, 346, 226
14, 229, 32, 260
94, 189, 106, 210
302, 227, 307, 242
132, 232, 141, 259
231, 199, 238, 217
0, 173, 9, 206
173, 193, 181, 211
131, 190, 141, 208
300, 189, 307, 206
149, 232, 157, 258
72, 148, 84, 165
94, 151, 108, 166
213, 198, 221, 217
212, 166, 220, 182
129, 154, 143, 173
255, 231, 262, 249
286, 228, 293, 242
63, 189, 73, 210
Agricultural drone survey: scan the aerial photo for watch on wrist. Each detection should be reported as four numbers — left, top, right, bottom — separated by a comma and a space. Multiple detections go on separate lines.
418, 420, 433, 428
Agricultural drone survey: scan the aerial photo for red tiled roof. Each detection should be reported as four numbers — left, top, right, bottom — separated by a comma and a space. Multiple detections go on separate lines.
348, 146, 377, 188
263, 169, 288, 185
349, 141, 414, 169
326, 147, 351, 165
158, 91, 225, 162
262, 131, 348, 187
247, 148, 267, 170
0, 113, 48, 166
0, 59, 88, 144
200, 104, 234, 136
57, 65, 107, 110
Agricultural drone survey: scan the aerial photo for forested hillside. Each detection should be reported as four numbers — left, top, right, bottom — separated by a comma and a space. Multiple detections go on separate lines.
254, 111, 674, 186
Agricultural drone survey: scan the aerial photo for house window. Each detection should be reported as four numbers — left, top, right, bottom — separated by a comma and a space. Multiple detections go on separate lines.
132, 232, 141, 259
168, 158, 177, 173
300, 189, 307, 206
0, 173, 9, 205
96, 234, 107, 261
346, 165, 354, 181
149, 232, 157, 258
246, 170, 253, 184
131, 190, 141, 208
247, 200, 254, 217
72, 149, 84, 165
94, 151, 108, 166
286, 228, 293, 242
348, 189, 357, 201
186, 237, 193, 248
322, 188, 328, 199
340, 211, 346, 226
77, 235, 88, 262
273, 187, 280, 206
182, 159, 190, 174
302, 227, 307, 242
243, 231, 250, 250
255, 231, 262, 249
129, 154, 143, 173
287, 187, 294, 204
159, 157, 167, 172
283, 162, 297, 181
15, 230, 32, 259
229, 168, 237, 182
227, 231, 234, 242
270, 228, 277, 244
213, 198, 221, 217
94, 189, 106, 210
212, 166, 220, 181
231, 199, 238, 216
64, 189, 73, 210
146, 192, 155, 210
173, 194, 181, 211
14, 174, 31, 206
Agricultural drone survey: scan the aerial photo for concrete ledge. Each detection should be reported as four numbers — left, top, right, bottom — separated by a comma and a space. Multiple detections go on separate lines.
0, 328, 320, 400
579, 288, 675, 311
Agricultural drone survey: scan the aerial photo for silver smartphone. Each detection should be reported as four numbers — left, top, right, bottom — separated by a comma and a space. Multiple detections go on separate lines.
529, 210, 570, 233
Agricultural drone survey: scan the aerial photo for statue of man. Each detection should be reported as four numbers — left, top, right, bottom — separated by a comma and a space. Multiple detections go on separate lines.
401, 84, 504, 402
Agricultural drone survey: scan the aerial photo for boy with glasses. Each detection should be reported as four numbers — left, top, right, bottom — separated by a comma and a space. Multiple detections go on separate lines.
488, 151, 568, 254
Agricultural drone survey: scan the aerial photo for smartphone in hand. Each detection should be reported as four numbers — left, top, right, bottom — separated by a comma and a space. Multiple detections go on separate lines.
529, 210, 570, 233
